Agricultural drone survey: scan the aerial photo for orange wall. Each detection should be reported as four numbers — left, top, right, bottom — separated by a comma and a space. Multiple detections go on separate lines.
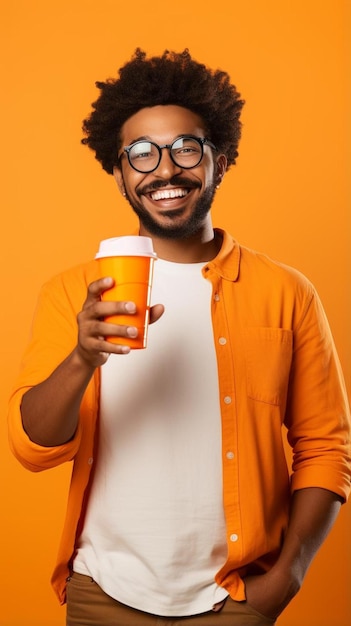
1, 1, 350, 625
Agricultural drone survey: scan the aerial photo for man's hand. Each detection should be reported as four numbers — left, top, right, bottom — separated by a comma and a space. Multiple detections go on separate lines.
244, 488, 343, 621
76, 277, 164, 368
21, 277, 164, 446
244, 568, 300, 621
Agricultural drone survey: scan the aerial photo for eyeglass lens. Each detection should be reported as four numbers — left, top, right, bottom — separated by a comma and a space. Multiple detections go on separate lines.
127, 137, 204, 172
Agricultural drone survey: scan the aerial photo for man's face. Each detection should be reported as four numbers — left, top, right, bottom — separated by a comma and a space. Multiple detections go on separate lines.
113, 105, 226, 239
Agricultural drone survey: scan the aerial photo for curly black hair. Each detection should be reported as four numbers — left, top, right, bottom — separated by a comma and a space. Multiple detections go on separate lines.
82, 49, 245, 175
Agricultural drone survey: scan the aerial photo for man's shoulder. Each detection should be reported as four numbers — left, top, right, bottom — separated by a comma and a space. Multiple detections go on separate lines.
39, 260, 100, 305
218, 229, 315, 298
237, 242, 312, 289
49, 259, 99, 282
240, 243, 305, 274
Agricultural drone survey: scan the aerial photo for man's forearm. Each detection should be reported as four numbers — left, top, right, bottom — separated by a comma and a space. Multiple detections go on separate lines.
21, 348, 95, 447
276, 486, 343, 584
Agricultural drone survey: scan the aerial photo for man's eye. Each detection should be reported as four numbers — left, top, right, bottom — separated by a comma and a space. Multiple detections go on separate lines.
174, 146, 201, 159
130, 142, 153, 160
132, 152, 152, 159
178, 147, 198, 153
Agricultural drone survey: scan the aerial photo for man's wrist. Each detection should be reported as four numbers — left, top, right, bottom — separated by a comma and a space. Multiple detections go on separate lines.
269, 562, 302, 596
72, 345, 99, 373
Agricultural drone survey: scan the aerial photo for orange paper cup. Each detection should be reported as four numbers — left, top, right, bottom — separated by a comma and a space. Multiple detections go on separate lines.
96, 236, 157, 349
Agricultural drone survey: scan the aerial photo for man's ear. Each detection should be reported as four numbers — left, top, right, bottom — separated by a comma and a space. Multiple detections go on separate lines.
113, 166, 126, 196
215, 154, 227, 188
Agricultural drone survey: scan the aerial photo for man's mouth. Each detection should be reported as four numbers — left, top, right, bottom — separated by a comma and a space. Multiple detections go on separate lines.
137, 177, 200, 201
149, 187, 189, 201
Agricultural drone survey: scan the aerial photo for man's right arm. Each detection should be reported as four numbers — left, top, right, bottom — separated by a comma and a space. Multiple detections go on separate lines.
21, 348, 96, 447
20, 277, 164, 447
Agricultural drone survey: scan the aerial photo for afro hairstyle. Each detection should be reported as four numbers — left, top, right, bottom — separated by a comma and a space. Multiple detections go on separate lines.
81, 49, 245, 175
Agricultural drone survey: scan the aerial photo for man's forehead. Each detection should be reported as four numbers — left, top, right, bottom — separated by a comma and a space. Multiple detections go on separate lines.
119, 104, 206, 143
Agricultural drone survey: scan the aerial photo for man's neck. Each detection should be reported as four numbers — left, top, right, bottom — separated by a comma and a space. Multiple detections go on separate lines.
139, 224, 222, 263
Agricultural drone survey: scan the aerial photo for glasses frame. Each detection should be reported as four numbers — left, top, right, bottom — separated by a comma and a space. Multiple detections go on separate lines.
120, 135, 217, 173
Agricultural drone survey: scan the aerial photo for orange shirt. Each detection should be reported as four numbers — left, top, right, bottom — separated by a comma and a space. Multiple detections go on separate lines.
8, 230, 351, 605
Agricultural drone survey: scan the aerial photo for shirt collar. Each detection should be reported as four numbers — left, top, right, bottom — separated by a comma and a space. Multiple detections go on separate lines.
132, 227, 240, 281
204, 228, 240, 281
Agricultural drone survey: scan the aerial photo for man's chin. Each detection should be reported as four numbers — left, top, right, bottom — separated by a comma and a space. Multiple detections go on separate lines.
126, 183, 216, 240
138, 217, 200, 240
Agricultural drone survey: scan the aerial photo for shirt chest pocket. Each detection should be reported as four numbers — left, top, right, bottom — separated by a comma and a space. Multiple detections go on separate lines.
244, 327, 293, 406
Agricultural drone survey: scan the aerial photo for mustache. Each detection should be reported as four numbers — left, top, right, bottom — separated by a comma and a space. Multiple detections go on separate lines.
137, 176, 201, 197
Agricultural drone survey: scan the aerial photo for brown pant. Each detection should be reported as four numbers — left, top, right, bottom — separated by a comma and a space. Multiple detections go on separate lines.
66, 572, 276, 626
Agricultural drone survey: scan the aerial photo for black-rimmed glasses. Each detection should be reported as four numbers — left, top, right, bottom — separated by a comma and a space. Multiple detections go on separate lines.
120, 135, 217, 173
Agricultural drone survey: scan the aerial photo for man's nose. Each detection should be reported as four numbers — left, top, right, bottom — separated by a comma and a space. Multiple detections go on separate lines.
154, 148, 182, 178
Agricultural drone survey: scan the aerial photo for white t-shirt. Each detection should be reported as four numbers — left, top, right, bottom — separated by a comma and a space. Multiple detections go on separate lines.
73, 259, 228, 616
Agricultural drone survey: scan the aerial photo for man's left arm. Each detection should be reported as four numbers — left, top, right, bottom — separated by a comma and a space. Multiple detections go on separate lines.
244, 286, 350, 620
244, 486, 343, 620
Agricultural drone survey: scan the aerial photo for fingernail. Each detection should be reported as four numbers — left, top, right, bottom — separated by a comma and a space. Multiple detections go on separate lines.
125, 301, 136, 313
127, 327, 138, 337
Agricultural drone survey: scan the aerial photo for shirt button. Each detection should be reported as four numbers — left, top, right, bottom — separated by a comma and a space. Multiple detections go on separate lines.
226, 451, 235, 460
224, 396, 232, 404
214, 293, 220, 302
88, 457, 94, 465
230, 534, 239, 542
218, 337, 227, 345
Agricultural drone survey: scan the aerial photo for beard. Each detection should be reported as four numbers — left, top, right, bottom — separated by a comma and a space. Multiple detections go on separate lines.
123, 176, 218, 240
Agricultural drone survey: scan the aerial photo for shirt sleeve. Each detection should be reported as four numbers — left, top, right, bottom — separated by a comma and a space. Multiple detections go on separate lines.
7, 268, 91, 471
285, 287, 351, 500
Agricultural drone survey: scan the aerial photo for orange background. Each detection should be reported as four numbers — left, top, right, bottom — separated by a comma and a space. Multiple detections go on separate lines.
1, 1, 350, 625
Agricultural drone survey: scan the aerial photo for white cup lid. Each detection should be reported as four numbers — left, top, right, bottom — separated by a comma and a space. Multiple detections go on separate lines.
95, 236, 157, 259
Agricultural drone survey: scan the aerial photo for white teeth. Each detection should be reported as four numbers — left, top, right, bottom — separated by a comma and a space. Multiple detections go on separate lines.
150, 188, 189, 201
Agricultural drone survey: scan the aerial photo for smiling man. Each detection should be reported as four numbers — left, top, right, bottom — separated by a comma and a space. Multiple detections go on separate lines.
114, 105, 226, 250
8, 50, 351, 626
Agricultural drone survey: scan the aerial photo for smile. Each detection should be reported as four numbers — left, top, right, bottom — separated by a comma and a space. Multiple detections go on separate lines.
149, 188, 190, 201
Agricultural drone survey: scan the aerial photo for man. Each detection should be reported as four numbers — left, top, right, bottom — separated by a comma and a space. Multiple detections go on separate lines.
8, 49, 351, 625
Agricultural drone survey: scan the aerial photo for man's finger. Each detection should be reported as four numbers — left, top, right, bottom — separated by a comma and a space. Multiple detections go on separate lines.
150, 304, 165, 324
83, 277, 114, 307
